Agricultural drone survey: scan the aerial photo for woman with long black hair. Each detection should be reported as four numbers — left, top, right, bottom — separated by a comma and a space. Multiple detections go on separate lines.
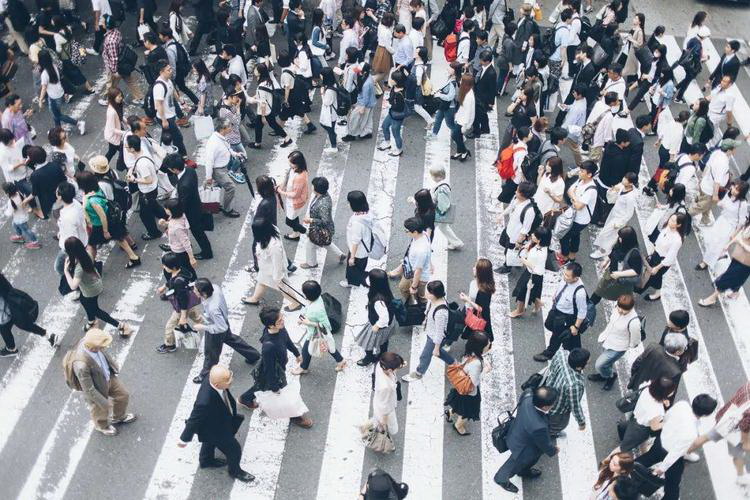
591, 226, 643, 305
635, 213, 689, 301
0, 272, 55, 357
410, 188, 436, 240
103, 87, 126, 171
249, 63, 292, 149
444, 331, 490, 436
354, 268, 396, 366
38, 49, 84, 133
63, 236, 133, 336
318, 67, 339, 153
509, 228, 549, 319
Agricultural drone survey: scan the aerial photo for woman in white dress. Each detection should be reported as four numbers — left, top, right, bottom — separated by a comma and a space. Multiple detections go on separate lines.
696, 180, 749, 272
591, 172, 638, 259
368, 351, 405, 437
241, 219, 303, 311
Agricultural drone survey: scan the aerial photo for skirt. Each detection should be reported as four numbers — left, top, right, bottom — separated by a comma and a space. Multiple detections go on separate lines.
445, 387, 481, 420
354, 320, 395, 353
88, 223, 126, 246
715, 259, 750, 292
372, 46, 393, 75
512, 270, 543, 304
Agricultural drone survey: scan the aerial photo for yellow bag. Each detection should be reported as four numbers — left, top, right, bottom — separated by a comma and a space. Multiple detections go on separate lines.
534, 5, 543, 21
421, 76, 433, 96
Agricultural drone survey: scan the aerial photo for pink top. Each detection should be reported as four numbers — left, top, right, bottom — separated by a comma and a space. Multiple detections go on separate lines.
282, 170, 309, 211
167, 216, 192, 254
104, 106, 125, 145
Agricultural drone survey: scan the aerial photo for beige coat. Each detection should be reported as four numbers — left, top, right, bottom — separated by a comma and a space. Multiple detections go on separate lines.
72, 347, 119, 409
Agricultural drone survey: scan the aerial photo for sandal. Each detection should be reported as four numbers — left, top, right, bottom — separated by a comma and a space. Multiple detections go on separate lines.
118, 323, 133, 338
334, 361, 347, 372
283, 234, 300, 241
452, 423, 471, 436
508, 310, 524, 318
444, 408, 453, 423
283, 303, 303, 312
126, 257, 141, 269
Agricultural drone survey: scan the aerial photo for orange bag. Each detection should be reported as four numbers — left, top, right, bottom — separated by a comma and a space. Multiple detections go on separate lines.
446, 362, 475, 395
496, 144, 521, 180
444, 34, 458, 62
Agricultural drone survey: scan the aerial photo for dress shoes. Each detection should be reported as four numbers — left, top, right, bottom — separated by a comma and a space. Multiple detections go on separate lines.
229, 469, 255, 483
518, 467, 542, 478
200, 458, 227, 469
495, 480, 519, 493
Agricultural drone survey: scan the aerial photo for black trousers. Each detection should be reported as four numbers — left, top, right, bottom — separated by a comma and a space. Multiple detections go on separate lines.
188, 214, 213, 258
560, 221, 587, 256
657, 144, 671, 169
300, 338, 344, 369
636, 253, 669, 292
494, 449, 542, 483
472, 101, 490, 135
80, 295, 119, 328
627, 78, 652, 111
254, 113, 287, 143
363, 340, 390, 361
592, 182, 612, 224
138, 190, 168, 238
160, 117, 187, 156
285, 216, 307, 234
188, 20, 215, 55
636, 434, 685, 500
175, 75, 199, 105
346, 255, 369, 286
543, 309, 581, 357
199, 434, 243, 475
201, 329, 261, 377
675, 68, 698, 101
105, 142, 126, 171
0, 321, 46, 350
93, 26, 105, 53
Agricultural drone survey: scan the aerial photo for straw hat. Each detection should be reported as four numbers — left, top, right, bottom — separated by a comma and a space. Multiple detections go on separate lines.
82, 328, 113, 350
88, 155, 110, 175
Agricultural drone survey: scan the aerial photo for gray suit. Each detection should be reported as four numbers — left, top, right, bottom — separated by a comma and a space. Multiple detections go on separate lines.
243, 3, 265, 48
71, 346, 130, 429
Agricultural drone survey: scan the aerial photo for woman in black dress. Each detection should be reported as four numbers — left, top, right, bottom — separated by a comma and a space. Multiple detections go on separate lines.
591, 226, 643, 304
510, 227, 551, 318
411, 188, 436, 241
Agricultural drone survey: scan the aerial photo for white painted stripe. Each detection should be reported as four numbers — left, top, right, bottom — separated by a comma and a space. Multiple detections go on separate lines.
143, 119, 304, 499
229, 122, 353, 499
17, 268, 160, 500
538, 273, 599, 500
314, 100, 401, 500
400, 49, 452, 500
475, 107, 522, 499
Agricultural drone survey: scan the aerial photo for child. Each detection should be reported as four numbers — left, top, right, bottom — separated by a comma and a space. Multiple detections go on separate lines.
3, 182, 40, 249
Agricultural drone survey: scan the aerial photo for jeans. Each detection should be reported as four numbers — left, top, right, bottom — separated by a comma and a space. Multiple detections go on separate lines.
79, 295, 120, 328
54, 249, 66, 275
382, 114, 404, 150
450, 122, 467, 154
300, 338, 344, 370
160, 117, 187, 156
432, 106, 455, 135
595, 348, 626, 379
321, 124, 337, 147
13, 222, 37, 242
48, 97, 77, 128
138, 189, 168, 238
416, 336, 455, 375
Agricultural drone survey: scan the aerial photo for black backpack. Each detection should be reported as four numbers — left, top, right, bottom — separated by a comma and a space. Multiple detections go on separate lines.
521, 140, 557, 183
117, 43, 138, 76
433, 303, 464, 342
259, 84, 282, 115
169, 40, 190, 80
283, 69, 311, 109
579, 15, 592, 43
5, 287, 39, 328
520, 200, 543, 238
541, 25, 566, 58
111, 178, 133, 212
335, 84, 352, 116
143, 80, 167, 119
699, 119, 714, 145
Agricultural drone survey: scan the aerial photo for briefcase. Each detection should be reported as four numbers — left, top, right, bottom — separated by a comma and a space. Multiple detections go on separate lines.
632, 462, 664, 497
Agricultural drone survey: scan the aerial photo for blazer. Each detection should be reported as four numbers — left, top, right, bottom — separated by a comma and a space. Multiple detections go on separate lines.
475, 64, 497, 107
506, 389, 557, 458
574, 61, 598, 101
30, 161, 66, 218
176, 168, 203, 227
628, 342, 684, 391
243, 5, 264, 47
599, 142, 632, 187
71, 347, 120, 410
710, 54, 740, 87
626, 128, 645, 173
180, 379, 243, 443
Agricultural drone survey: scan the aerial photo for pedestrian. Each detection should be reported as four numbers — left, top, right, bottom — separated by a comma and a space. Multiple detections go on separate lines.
509, 227, 549, 319
710, 382, 750, 485
617, 376, 675, 454
429, 165, 464, 250
216, 91, 248, 185
636, 394, 717, 500
1, 95, 33, 148
559, 161, 598, 263
589, 293, 641, 390
77, 170, 140, 266
585, 92, 620, 164
0, 273, 55, 357
156, 199, 197, 283
239, 306, 313, 429
158, 25, 198, 109
318, 67, 339, 153
192, 60, 214, 117
178, 365, 255, 482
534, 261, 588, 362
292, 280, 347, 374
496, 126, 532, 206
301, 177, 346, 269
497, 182, 538, 274
402, 280, 456, 382
168, 0, 192, 47
545, 347, 589, 437
674, 26, 709, 104
590, 173, 638, 259
103, 88, 126, 171
28, 147, 66, 220
696, 180, 749, 272
635, 213, 688, 302
705, 41, 741, 91
3, 181, 39, 249
66, 328, 136, 436
187, 0, 216, 55
124, 135, 166, 241
409, 188, 436, 240
277, 52, 316, 134
444, 331, 490, 435
355, 269, 397, 366
343, 63, 376, 141
452, 72, 475, 161
621, 12, 645, 80
203, 117, 241, 219
591, 452, 635, 498
156, 252, 203, 354
692, 137, 737, 220
98, 18, 143, 106
48, 126, 82, 180
647, 67, 676, 134
241, 219, 304, 311
378, 70, 408, 157
249, 63, 292, 149
340, 190, 372, 288
389, 217, 432, 303
431, 62, 459, 136
163, 154, 213, 260
590, 226, 643, 305
152, 60, 187, 156
594, 130, 632, 225
37, 50, 84, 133
627, 333, 687, 393
277, 150, 310, 240
700, 221, 750, 306
364, 351, 405, 440
406, 47, 434, 129
493, 386, 559, 493
371, 12, 395, 87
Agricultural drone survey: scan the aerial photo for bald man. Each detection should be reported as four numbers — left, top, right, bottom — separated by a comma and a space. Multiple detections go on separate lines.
178, 366, 254, 483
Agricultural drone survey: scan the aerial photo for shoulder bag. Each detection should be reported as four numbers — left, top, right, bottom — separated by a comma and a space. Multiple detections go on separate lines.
446, 358, 475, 395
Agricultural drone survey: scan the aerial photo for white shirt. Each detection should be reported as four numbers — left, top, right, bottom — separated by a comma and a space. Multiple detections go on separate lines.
505, 198, 534, 243
0, 141, 26, 182
512, 141, 529, 184
338, 29, 359, 65
91, 0, 111, 26
228, 55, 247, 85
708, 85, 735, 123
5, 194, 27, 224
41, 69, 64, 100
600, 77, 626, 102
598, 308, 640, 351
654, 228, 682, 266
534, 175, 565, 214
347, 213, 371, 259
153, 78, 176, 120
658, 119, 684, 157
204, 132, 232, 179
377, 24, 394, 52
372, 362, 398, 419
53, 144, 77, 178
605, 186, 637, 224
571, 180, 598, 225
673, 154, 698, 195
408, 29, 424, 50
372, 300, 390, 328
456, 32, 471, 64
716, 196, 749, 230
633, 389, 665, 427
58, 201, 88, 249
587, 102, 617, 148
658, 401, 701, 471
522, 244, 547, 275
700, 150, 730, 196
133, 156, 158, 194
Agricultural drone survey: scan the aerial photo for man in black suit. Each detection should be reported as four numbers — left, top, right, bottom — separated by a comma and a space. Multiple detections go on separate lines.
164, 154, 213, 260
188, 0, 217, 56
628, 333, 688, 393
494, 387, 559, 493
594, 128, 630, 224
626, 114, 651, 174
471, 50, 497, 137
178, 365, 254, 483
706, 40, 741, 91
555, 45, 598, 126
28, 147, 66, 219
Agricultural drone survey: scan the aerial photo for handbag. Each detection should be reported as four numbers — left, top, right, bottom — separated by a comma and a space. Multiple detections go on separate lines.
398, 301, 426, 327
201, 211, 215, 231
193, 115, 214, 142
464, 306, 487, 332
631, 463, 665, 497
308, 224, 333, 246
616, 248, 642, 286
492, 401, 518, 453
521, 365, 549, 391
199, 185, 222, 214
363, 426, 396, 454
174, 324, 201, 350
616, 384, 647, 413
446, 360, 475, 395
307, 325, 330, 358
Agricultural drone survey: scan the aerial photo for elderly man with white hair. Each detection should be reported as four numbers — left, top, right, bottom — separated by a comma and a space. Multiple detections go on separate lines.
627, 332, 689, 396
67, 329, 136, 436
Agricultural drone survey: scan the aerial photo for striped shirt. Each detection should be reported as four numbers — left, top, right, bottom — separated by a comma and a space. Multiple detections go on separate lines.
546, 349, 586, 426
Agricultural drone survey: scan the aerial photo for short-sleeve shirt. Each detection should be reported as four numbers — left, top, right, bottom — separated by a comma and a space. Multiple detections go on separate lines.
633, 390, 665, 427
153, 78, 176, 119
534, 175, 565, 214
74, 263, 104, 298
347, 213, 370, 259
85, 191, 108, 227
407, 235, 432, 282
91, 0, 112, 25
134, 156, 158, 194
700, 150, 730, 196
41, 70, 65, 100
572, 181, 598, 224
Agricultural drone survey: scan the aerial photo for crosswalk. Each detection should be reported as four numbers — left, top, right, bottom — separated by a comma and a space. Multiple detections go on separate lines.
0, 32, 749, 499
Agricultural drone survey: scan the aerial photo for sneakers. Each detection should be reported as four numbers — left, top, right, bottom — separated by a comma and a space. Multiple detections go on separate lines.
388, 149, 403, 157
736, 474, 750, 486
683, 452, 701, 463
0, 347, 19, 357
24, 241, 41, 249
96, 425, 118, 436
339, 280, 353, 288
227, 170, 246, 184
10, 234, 23, 243
77, 121, 86, 135
589, 250, 605, 260
112, 413, 137, 425
377, 141, 391, 151
98, 98, 108, 106
156, 344, 177, 354
323, 146, 338, 154
447, 243, 464, 251
401, 372, 423, 383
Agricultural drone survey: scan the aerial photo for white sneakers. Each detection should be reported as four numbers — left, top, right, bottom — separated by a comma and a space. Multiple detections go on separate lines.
590, 250, 606, 260
77, 121, 86, 136
683, 452, 700, 463
401, 372, 422, 383
96, 426, 118, 436
323, 146, 338, 154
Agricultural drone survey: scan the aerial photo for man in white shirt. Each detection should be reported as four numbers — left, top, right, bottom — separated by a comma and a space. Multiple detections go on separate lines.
392, 24, 414, 71
636, 395, 718, 500
561, 84, 588, 166
125, 135, 167, 240
497, 182, 537, 274
586, 92, 620, 163
456, 20, 474, 64
338, 17, 359, 67
90, 0, 112, 54
588, 293, 640, 390
395, 216, 432, 304
706, 75, 736, 145
654, 110, 689, 169
204, 117, 239, 217
691, 138, 739, 225
55, 182, 88, 276
219, 44, 247, 86
599, 64, 626, 103
0, 128, 27, 184
153, 61, 187, 156
560, 161, 598, 262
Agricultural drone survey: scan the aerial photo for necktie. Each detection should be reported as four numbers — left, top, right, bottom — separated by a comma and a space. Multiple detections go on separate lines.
222, 390, 232, 413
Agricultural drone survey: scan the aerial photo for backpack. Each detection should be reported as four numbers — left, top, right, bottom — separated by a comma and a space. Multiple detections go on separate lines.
699, 118, 714, 144
143, 80, 167, 119
581, 109, 608, 146
169, 40, 190, 80
444, 33, 458, 62
117, 43, 138, 76
521, 140, 557, 183
433, 303, 464, 341
62, 348, 83, 391
360, 217, 388, 260
579, 15, 592, 43
520, 200, 543, 238
283, 69, 311, 109
335, 84, 352, 116
629, 315, 647, 343
109, 0, 125, 23
321, 292, 342, 333
259, 84, 282, 115
541, 25, 566, 58
571, 284, 596, 334
496, 144, 523, 180
5, 287, 39, 328
110, 178, 132, 212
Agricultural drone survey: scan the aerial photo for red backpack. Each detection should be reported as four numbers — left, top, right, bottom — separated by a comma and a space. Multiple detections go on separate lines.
444, 34, 458, 62
496, 144, 523, 180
